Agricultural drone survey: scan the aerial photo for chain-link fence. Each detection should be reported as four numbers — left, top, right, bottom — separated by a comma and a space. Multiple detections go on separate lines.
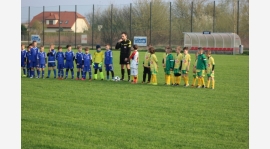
21, 0, 249, 49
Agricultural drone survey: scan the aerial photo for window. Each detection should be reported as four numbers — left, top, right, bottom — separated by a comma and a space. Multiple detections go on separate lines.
65, 20, 68, 24
49, 20, 53, 25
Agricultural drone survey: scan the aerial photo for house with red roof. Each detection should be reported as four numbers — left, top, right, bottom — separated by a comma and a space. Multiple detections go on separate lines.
29, 11, 90, 33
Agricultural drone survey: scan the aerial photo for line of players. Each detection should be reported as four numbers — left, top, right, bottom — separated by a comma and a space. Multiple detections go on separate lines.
21, 41, 215, 89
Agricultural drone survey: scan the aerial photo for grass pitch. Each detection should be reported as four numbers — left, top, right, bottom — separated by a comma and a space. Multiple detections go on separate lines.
21, 50, 249, 149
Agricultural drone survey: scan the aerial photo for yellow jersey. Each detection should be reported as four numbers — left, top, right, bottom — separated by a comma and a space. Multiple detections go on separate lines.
150, 54, 158, 72
207, 56, 215, 74
143, 52, 151, 67
93, 51, 104, 63
181, 53, 191, 70
174, 53, 183, 69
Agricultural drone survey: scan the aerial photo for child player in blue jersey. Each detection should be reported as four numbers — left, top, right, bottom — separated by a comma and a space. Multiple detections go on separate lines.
25, 45, 32, 77
81, 47, 92, 80
36, 45, 47, 79
64, 45, 75, 79
104, 44, 114, 81
75, 45, 84, 80
30, 41, 39, 78
46, 44, 57, 78
56, 46, 65, 80
21, 44, 27, 77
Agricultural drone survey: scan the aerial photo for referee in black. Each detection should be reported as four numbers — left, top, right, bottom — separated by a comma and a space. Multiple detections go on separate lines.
115, 32, 132, 81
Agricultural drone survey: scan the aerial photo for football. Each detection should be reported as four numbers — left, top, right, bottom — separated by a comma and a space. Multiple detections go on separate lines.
114, 76, 121, 81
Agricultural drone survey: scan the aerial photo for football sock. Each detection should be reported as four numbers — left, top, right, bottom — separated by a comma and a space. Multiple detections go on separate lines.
121, 69, 125, 79
197, 77, 201, 86
143, 70, 146, 82
107, 71, 110, 79
82, 71, 85, 79
81, 71, 83, 78
170, 72, 174, 84
127, 69, 131, 80
71, 69, 74, 78
23, 68, 26, 75
185, 76, 189, 85
89, 72, 92, 79
42, 70, 44, 77
151, 74, 154, 83
37, 70, 40, 77
192, 78, 197, 86
148, 72, 151, 82
54, 69, 56, 77
100, 72, 104, 79
58, 70, 60, 77
66, 69, 69, 77
27, 69, 30, 77
111, 71, 114, 79
167, 75, 170, 85
212, 80, 215, 89
207, 79, 211, 88
48, 70, 51, 77
201, 77, 205, 86
94, 74, 97, 79
61, 70, 64, 77
77, 71, 80, 78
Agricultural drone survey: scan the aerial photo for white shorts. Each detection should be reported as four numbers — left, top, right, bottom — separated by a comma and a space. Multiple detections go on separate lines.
131, 68, 138, 76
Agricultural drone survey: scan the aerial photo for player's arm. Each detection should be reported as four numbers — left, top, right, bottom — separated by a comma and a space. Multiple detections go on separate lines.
72, 52, 75, 61
45, 53, 47, 65
115, 41, 121, 49
179, 60, 182, 71
126, 40, 132, 59
110, 51, 113, 65
75, 53, 78, 64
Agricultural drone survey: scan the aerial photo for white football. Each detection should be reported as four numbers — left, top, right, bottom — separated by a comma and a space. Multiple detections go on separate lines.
114, 76, 120, 81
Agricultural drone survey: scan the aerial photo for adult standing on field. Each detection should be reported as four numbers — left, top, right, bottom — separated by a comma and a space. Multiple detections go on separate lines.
115, 32, 132, 81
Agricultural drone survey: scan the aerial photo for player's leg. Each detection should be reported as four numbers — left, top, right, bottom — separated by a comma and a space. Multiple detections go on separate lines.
192, 74, 197, 87
76, 65, 80, 79
211, 77, 215, 89
41, 67, 45, 79
53, 65, 56, 78
147, 67, 151, 83
201, 70, 206, 88
126, 64, 131, 81
99, 66, 104, 80
142, 67, 146, 83
206, 74, 211, 88
47, 65, 52, 78
65, 68, 69, 79
70, 68, 74, 79
89, 67, 92, 80
196, 70, 202, 88
152, 69, 157, 85
36, 63, 40, 78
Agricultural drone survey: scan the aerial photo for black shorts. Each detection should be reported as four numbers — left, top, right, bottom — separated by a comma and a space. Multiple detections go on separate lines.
119, 55, 130, 65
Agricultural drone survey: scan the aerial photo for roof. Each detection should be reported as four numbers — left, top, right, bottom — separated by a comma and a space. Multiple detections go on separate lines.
29, 11, 89, 28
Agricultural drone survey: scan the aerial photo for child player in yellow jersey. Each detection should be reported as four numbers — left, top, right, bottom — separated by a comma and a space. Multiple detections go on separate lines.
162, 46, 167, 85
173, 46, 183, 86
180, 47, 191, 87
191, 51, 199, 87
206, 50, 215, 89
142, 44, 152, 84
164, 46, 175, 85
149, 47, 158, 85
93, 45, 104, 80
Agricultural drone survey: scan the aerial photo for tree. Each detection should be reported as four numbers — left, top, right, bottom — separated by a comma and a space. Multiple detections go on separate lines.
30, 20, 46, 34
21, 24, 27, 36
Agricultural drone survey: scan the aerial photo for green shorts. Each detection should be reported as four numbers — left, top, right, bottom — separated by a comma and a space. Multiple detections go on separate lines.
181, 70, 188, 74
193, 74, 197, 78
165, 69, 173, 75
207, 73, 214, 78
174, 68, 181, 76
151, 69, 158, 75
196, 69, 205, 77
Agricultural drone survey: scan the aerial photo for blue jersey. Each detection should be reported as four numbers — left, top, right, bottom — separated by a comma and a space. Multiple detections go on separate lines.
26, 51, 31, 63
37, 52, 47, 65
21, 50, 26, 63
75, 52, 84, 64
47, 49, 56, 63
56, 52, 65, 65
30, 47, 39, 62
104, 50, 113, 65
65, 51, 74, 62
83, 53, 92, 66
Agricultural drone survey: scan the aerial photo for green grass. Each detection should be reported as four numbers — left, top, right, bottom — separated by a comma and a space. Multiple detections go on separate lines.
21, 50, 249, 149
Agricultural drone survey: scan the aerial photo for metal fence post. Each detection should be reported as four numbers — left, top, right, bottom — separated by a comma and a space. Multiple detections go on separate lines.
169, 2, 171, 47
59, 5, 60, 46
43, 6, 45, 46
92, 4, 94, 50
150, 2, 152, 44
213, 1, 215, 32
111, 4, 113, 48
75, 5, 77, 47
28, 6, 30, 45
237, 0, 239, 35
130, 3, 132, 44
191, 1, 193, 32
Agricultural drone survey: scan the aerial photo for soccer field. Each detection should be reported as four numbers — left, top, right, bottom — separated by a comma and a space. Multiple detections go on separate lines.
21, 51, 249, 149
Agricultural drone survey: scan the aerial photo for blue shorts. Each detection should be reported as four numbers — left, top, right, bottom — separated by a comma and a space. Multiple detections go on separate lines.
30, 61, 38, 68
48, 63, 56, 67
105, 64, 113, 71
21, 61, 26, 67
65, 61, 74, 69
76, 63, 83, 69
26, 62, 31, 69
93, 63, 102, 69
57, 64, 64, 69
38, 64, 46, 68
83, 65, 91, 72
